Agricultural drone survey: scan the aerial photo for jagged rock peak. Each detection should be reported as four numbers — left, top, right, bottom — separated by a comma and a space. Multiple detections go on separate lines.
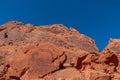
105, 38, 120, 52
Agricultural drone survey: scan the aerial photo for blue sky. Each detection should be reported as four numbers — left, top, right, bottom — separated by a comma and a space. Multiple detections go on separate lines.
0, 0, 120, 50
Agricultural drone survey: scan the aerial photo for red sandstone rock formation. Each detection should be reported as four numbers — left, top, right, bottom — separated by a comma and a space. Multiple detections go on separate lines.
0, 21, 119, 80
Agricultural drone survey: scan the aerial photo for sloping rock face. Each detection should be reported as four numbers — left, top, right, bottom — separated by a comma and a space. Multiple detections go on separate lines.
4, 43, 66, 79
104, 39, 120, 73
0, 21, 119, 80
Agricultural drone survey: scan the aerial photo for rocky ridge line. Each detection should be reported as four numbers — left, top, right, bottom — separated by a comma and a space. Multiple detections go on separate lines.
0, 21, 119, 80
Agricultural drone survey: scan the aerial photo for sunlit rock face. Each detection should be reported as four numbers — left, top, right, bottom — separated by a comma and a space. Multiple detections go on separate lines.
0, 21, 119, 80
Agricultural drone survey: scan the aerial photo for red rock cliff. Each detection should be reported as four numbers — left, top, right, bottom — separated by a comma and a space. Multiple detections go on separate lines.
0, 21, 119, 80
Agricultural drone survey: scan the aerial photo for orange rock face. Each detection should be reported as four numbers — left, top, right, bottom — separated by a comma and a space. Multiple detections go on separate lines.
0, 21, 119, 80
4, 43, 66, 79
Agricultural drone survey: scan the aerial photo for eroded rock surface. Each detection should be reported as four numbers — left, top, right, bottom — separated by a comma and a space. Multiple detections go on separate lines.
104, 39, 120, 74
0, 21, 119, 80
4, 43, 66, 80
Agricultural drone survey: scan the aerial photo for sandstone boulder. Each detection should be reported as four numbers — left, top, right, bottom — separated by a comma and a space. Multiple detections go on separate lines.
4, 43, 66, 80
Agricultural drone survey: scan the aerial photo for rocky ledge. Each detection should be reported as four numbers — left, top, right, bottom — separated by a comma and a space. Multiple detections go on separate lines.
0, 21, 119, 80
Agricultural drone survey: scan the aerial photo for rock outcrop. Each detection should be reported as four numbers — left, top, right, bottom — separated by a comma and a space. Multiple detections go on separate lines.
0, 21, 119, 80
4, 43, 66, 80
104, 39, 120, 74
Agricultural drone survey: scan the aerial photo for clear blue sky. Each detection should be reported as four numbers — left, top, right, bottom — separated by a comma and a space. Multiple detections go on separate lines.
0, 0, 120, 50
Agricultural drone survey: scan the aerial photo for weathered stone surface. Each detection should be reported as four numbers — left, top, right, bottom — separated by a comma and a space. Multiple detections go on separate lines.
81, 70, 111, 80
0, 21, 119, 80
74, 49, 119, 73
0, 21, 99, 69
104, 39, 120, 73
4, 43, 66, 79
45, 67, 81, 80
